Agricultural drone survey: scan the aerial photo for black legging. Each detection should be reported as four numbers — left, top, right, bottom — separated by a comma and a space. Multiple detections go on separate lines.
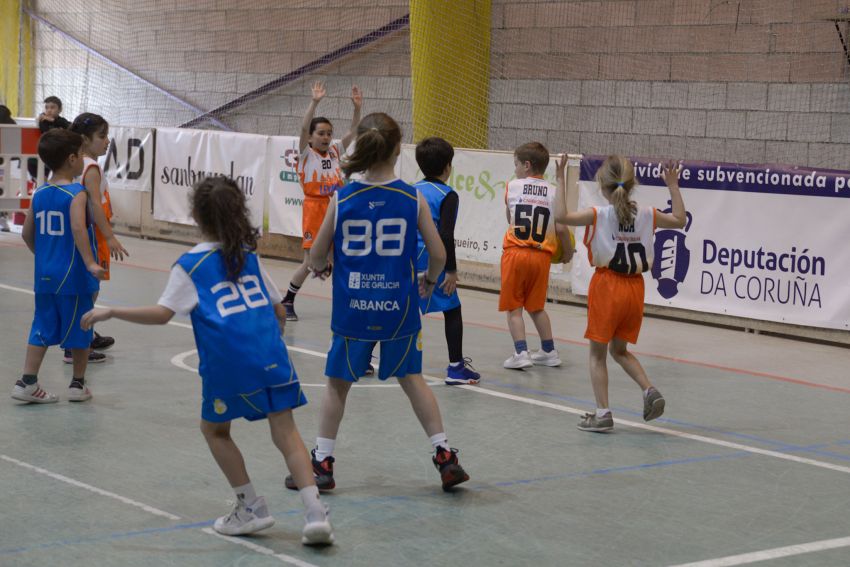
444, 305, 464, 363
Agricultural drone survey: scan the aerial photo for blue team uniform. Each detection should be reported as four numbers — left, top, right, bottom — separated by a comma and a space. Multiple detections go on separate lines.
326, 179, 422, 382
175, 249, 306, 422
415, 179, 461, 315
28, 183, 99, 349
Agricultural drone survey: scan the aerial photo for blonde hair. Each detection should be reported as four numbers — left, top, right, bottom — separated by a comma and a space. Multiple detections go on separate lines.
596, 155, 637, 226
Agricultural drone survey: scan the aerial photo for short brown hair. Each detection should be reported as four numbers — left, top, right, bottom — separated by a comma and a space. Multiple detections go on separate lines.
514, 142, 549, 175
37, 129, 83, 171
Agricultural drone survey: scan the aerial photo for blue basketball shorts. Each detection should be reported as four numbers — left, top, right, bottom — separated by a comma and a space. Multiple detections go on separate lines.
28, 293, 94, 349
419, 271, 461, 315
201, 381, 307, 423
325, 332, 423, 382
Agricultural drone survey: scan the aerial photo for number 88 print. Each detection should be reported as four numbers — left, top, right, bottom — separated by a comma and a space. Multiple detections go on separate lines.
341, 218, 407, 257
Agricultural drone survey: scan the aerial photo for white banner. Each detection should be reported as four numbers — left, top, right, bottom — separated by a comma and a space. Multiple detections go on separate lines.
99, 126, 154, 192
153, 128, 267, 230
571, 156, 850, 331
267, 135, 303, 237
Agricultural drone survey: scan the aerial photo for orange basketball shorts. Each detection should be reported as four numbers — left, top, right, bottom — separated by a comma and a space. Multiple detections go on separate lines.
302, 197, 330, 250
584, 268, 645, 344
498, 247, 552, 312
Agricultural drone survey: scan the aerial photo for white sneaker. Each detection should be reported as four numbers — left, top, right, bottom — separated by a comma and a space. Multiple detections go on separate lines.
213, 496, 275, 536
503, 351, 534, 369
302, 505, 334, 545
530, 349, 562, 367
67, 383, 92, 402
11, 381, 59, 404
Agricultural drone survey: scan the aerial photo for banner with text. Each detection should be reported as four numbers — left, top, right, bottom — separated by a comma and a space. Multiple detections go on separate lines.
99, 126, 154, 192
153, 128, 267, 230
267, 135, 304, 238
571, 156, 850, 331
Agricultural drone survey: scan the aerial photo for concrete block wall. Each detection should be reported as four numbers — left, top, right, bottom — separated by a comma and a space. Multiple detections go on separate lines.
490, 0, 850, 169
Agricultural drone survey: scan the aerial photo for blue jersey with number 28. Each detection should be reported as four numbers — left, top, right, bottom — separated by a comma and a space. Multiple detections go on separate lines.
331, 179, 420, 341
175, 249, 296, 399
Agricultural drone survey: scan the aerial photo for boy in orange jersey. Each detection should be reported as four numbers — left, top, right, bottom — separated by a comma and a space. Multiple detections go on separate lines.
500, 142, 573, 369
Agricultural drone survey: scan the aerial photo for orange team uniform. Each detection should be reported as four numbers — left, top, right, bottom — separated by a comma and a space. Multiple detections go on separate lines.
498, 176, 559, 312
82, 157, 113, 280
297, 142, 344, 249
583, 205, 656, 344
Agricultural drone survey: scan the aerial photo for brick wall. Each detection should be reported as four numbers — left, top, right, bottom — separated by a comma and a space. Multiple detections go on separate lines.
30, 0, 850, 169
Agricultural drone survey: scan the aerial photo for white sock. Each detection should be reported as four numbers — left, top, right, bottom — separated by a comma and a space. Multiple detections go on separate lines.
314, 437, 335, 461
233, 482, 257, 505
299, 485, 322, 511
449, 360, 463, 368
596, 408, 611, 418
644, 388, 653, 397
429, 432, 449, 451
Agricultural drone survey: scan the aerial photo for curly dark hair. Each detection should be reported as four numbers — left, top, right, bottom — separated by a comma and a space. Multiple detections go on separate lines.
190, 177, 259, 281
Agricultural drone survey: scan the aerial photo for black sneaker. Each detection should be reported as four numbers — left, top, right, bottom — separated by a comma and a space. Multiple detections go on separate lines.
63, 349, 107, 364
90, 332, 115, 350
282, 301, 298, 322
433, 447, 469, 491
285, 449, 335, 491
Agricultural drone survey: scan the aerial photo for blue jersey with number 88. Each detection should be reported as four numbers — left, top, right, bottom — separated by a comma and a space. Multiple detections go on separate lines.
331, 179, 420, 341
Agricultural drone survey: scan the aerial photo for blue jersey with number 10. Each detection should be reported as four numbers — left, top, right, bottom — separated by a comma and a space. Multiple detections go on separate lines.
175, 249, 296, 399
332, 179, 420, 341
32, 183, 98, 295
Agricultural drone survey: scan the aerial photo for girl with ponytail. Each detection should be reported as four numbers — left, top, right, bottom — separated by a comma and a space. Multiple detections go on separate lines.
553, 154, 687, 433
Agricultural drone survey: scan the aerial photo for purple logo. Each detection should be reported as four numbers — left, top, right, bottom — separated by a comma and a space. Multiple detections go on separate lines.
651, 201, 693, 299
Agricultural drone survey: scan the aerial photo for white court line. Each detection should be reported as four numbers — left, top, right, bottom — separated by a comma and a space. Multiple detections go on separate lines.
4, 278, 846, 477
201, 528, 320, 567
0, 454, 181, 520
170, 348, 399, 388
667, 535, 850, 566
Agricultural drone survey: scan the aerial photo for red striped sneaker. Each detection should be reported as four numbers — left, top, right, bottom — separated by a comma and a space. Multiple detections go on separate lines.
433, 447, 469, 491
11, 381, 59, 404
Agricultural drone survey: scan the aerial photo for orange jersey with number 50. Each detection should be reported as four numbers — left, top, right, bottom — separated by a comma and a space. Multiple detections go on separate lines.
502, 176, 558, 255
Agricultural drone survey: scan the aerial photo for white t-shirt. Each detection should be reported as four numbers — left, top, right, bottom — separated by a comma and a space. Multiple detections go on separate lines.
157, 242, 283, 316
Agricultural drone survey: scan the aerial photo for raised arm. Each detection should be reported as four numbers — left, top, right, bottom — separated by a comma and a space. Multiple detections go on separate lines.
655, 161, 687, 229
299, 81, 326, 153
554, 153, 595, 227
341, 85, 362, 150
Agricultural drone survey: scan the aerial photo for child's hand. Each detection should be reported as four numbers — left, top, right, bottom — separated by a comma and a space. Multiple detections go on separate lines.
81, 307, 111, 330
440, 272, 457, 295
311, 81, 326, 102
310, 262, 332, 280
662, 161, 681, 189
107, 235, 129, 261
87, 262, 107, 280
351, 85, 363, 108
555, 153, 568, 180
419, 274, 436, 298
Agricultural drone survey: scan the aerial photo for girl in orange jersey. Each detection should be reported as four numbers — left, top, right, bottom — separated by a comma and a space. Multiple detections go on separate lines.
554, 155, 686, 432
281, 80, 362, 321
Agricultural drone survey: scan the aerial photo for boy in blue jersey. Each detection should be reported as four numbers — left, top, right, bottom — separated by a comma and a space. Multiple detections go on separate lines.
284, 113, 470, 493
11, 129, 106, 404
414, 137, 480, 385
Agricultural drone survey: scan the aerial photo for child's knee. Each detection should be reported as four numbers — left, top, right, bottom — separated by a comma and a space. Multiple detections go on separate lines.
200, 420, 230, 439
